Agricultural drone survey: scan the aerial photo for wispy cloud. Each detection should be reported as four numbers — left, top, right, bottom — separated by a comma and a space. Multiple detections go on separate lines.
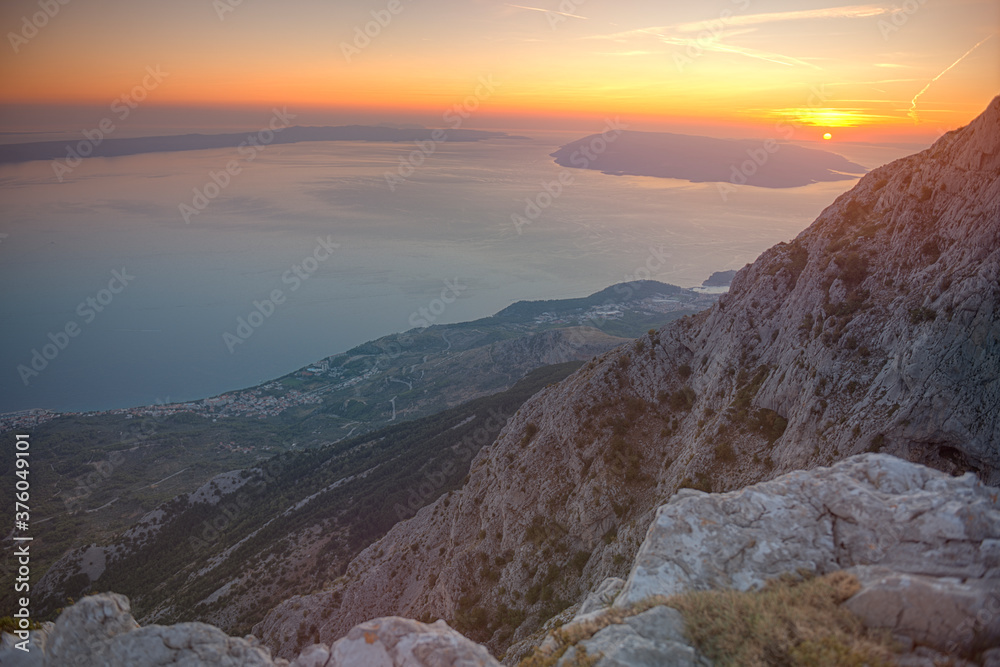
670, 4, 889, 33
586, 4, 890, 69
503, 3, 588, 21
603, 28, 820, 68
594, 4, 889, 41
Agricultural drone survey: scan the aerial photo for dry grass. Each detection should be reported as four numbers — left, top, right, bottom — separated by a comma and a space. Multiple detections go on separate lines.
518, 571, 899, 667
669, 571, 897, 666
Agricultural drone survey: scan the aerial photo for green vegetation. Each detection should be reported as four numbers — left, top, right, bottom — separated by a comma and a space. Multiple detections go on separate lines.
0, 616, 42, 633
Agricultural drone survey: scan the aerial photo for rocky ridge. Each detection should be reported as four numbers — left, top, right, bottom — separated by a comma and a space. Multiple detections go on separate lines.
5, 453, 999, 666
255, 96, 1000, 661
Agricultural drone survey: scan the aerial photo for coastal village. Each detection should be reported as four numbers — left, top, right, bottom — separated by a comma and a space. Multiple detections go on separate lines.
2, 286, 721, 434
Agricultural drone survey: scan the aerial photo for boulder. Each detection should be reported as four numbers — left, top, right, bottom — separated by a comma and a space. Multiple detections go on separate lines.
41, 593, 275, 667
614, 454, 1000, 657
326, 616, 501, 666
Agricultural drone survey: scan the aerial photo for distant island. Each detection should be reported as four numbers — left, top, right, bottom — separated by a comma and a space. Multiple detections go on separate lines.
0, 125, 519, 165
551, 130, 867, 188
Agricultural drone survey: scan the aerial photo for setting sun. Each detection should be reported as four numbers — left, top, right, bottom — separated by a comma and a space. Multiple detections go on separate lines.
824, 132, 833, 140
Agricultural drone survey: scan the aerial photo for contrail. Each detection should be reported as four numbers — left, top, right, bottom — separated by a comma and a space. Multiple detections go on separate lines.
908, 34, 994, 123
504, 3, 588, 20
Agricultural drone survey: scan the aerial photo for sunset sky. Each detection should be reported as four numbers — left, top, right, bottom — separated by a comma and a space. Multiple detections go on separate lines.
1, 0, 997, 141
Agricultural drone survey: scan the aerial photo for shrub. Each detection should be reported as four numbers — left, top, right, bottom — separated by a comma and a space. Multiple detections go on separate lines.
714, 440, 736, 463
753, 409, 787, 444
569, 550, 591, 573
669, 386, 696, 412
521, 422, 540, 447
835, 252, 868, 289
909, 307, 936, 324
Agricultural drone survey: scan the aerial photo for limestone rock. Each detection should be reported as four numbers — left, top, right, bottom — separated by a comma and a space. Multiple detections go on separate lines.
0, 623, 52, 667
577, 578, 625, 617
616, 454, 999, 606
612, 454, 1000, 658
326, 617, 501, 667
41, 593, 276, 667
290, 643, 332, 667
556, 606, 707, 667
845, 566, 1000, 656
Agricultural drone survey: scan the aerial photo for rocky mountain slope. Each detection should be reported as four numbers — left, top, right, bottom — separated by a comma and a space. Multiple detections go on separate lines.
29, 363, 584, 636
2, 281, 710, 621
7, 453, 998, 666
255, 96, 1000, 661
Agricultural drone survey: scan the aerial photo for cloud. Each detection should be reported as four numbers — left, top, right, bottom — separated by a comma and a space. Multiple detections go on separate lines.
607, 28, 820, 68
670, 4, 889, 33
503, 3, 588, 20
586, 4, 890, 69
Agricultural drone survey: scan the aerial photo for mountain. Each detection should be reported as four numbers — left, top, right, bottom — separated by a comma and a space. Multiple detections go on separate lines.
550, 130, 868, 187
255, 97, 1000, 661
3, 281, 715, 636
30, 364, 585, 634
0, 125, 520, 165
9, 452, 997, 665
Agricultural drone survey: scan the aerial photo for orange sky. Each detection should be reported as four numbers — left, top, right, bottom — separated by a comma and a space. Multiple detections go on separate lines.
1, 0, 997, 141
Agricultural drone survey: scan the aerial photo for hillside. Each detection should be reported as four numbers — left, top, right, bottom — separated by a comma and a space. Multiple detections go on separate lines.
28, 363, 584, 636
14, 452, 994, 666
255, 96, 1000, 661
1, 280, 712, 618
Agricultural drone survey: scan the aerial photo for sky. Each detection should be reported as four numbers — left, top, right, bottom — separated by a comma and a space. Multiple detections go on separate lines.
0, 0, 998, 141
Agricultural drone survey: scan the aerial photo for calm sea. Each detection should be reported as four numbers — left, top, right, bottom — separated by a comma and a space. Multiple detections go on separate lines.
0, 133, 915, 412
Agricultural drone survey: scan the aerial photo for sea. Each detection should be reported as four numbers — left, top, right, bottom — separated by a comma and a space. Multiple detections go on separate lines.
0, 131, 917, 413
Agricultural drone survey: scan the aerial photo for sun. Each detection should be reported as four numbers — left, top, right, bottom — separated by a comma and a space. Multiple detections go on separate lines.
823, 132, 833, 140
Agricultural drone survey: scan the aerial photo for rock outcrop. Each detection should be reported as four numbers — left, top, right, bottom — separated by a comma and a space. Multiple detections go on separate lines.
40, 593, 276, 666
7, 453, 1000, 665
616, 453, 1000, 656
257, 98, 1000, 660
317, 617, 501, 667
0, 594, 499, 667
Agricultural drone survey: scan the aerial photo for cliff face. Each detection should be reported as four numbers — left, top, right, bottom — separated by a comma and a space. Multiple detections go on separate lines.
256, 97, 1000, 660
